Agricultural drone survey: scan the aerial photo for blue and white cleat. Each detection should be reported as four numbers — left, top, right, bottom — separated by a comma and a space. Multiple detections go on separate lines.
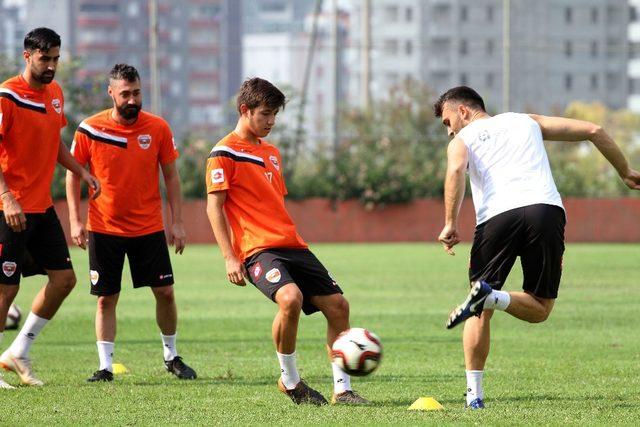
466, 397, 485, 410
446, 280, 493, 329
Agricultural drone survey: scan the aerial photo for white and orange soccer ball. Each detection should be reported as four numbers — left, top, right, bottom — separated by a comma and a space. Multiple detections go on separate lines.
331, 327, 382, 376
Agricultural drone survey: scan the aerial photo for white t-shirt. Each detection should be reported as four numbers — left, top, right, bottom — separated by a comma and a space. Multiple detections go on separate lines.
457, 112, 564, 225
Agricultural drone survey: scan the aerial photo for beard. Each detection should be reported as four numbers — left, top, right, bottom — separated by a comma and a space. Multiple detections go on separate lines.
116, 103, 141, 120
32, 67, 55, 84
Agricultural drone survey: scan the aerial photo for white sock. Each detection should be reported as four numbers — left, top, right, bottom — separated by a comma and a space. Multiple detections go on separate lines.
161, 333, 178, 361
483, 290, 511, 311
276, 351, 300, 390
97, 341, 114, 372
332, 362, 351, 394
8, 312, 48, 357
466, 370, 484, 404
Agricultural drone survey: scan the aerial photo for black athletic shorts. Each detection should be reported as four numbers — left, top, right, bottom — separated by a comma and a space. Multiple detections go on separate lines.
469, 204, 566, 299
244, 248, 343, 315
0, 206, 72, 285
88, 230, 174, 296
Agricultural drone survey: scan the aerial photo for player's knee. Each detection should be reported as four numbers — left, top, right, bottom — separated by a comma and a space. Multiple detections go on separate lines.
528, 305, 553, 323
277, 288, 303, 314
96, 295, 118, 312
52, 271, 76, 294
152, 285, 175, 303
327, 295, 349, 320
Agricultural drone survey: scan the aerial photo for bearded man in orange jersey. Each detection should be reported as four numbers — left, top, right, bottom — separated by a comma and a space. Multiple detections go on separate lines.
66, 64, 196, 383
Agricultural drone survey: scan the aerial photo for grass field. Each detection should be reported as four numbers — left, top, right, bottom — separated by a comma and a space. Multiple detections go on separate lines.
0, 243, 638, 425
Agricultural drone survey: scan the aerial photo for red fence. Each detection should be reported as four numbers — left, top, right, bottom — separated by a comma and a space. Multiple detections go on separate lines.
53, 198, 640, 244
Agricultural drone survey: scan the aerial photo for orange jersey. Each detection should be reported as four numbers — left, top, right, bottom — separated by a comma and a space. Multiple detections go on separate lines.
71, 109, 178, 236
206, 132, 307, 260
0, 75, 67, 212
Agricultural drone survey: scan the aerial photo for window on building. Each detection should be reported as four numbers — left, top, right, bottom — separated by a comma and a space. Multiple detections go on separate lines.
405, 7, 413, 22
591, 7, 598, 23
590, 74, 598, 90
632, 6, 639, 23
606, 38, 620, 59
460, 72, 468, 85
630, 78, 640, 94
405, 40, 413, 56
79, 3, 118, 13
460, 39, 468, 56
606, 72, 619, 91
486, 73, 494, 88
486, 39, 495, 55
260, 1, 286, 13
383, 39, 399, 56
565, 7, 572, 24
460, 6, 468, 22
631, 42, 640, 59
564, 40, 572, 57
606, 6, 619, 25
487, 6, 494, 22
591, 41, 598, 57
565, 74, 573, 91
384, 6, 399, 22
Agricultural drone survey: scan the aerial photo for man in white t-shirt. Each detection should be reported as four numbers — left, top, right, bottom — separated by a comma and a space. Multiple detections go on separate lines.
434, 86, 640, 409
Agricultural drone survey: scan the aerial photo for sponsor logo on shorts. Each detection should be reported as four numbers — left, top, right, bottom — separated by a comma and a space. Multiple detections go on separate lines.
266, 268, 281, 284
138, 134, 152, 149
328, 271, 338, 286
252, 262, 262, 279
211, 168, 225, 184
159, 274, 173, 280
90, 270, 99, 285
52, 98, 62, 114
2, 261, 16, 277
269, 155, 279, 171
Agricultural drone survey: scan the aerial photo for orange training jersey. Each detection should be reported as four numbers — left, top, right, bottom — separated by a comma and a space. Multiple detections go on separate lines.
71, 109, 179, 236
0, 75, 67, 212
206, 132, 307, 261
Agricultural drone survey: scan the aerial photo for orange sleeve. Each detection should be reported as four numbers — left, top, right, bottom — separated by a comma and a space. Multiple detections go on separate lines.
206, 153, 235, 193
71, 130, 90, 166
0, 97, 14, 139
159, 122, 179, 165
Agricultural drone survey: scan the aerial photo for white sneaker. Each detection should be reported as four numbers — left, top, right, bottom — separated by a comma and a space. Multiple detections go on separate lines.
0, 373, 15, 389
0, 351, 44, 386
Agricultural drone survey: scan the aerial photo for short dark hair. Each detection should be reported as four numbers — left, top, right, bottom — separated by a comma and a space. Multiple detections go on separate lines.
237, 78, 286, 113
24, 27, 61, 52
109, 63, 140, 83
434, 86, 486, 117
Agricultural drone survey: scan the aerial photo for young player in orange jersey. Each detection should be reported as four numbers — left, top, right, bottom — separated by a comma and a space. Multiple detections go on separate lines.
66, 64, 196, 382
0, 28, 100, 389
206, 78, 368, 406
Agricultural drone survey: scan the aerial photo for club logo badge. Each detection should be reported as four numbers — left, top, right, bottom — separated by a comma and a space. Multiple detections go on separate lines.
138, 134, 152, 149
252, 263, 262, 279
269, 155, 279, 171
90, 270, 99, 285
211, 168, 225, 183
2, 261, 16, 277
266, 268, 281, 283
52, 98, 62, 114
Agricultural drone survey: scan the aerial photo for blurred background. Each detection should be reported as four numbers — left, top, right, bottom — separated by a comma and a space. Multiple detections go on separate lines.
1, 0, 639, 236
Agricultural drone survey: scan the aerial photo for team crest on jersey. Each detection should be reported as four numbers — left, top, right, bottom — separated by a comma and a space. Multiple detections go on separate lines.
138, 134, 152, 149
2, 261, 17, 277
90, 270, 99, 285
269, 155, 279, 171
252, 262, 263, 279
266, 268, 281, 284
211, 168, 225, 183
52, 98, 62, 114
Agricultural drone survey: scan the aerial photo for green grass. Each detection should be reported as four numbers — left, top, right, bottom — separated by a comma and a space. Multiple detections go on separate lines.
1, 243, 638, 425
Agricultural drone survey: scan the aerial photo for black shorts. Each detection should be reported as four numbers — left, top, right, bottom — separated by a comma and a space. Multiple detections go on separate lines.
244, 248, 343, 315
88, 230, 174, 296
0, 207, 72, 285
469, 204, 566, 299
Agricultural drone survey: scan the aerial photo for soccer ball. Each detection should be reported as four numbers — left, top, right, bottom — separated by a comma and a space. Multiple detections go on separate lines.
331, 327, 382, 376
5, 304, 22, 330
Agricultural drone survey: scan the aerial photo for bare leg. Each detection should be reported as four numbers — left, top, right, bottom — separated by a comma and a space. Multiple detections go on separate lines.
96, 293, 119, 342
505, 291, 555, 323
31, 269, 76, 320
463, 310, 493, 370
0, 285, 19, 332
151, 285, 177, 335
273, 284, 303, 353
309, 293, 350, 358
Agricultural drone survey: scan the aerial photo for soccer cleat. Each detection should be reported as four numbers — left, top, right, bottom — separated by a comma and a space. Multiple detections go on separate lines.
165, 356, 197, 380
0, 351, 44, 386
466, 397, 485, 409
278, 378, 328, 405
446, 280, 493, 329
0, 374, 15, 389
331, 390, 370, 405
87, 369, 114, 382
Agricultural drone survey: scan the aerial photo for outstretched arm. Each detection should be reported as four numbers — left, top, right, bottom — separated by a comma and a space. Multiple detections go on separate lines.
529, 114, 640, 190
161, 161, 186, 254
438, 137, 468, 255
